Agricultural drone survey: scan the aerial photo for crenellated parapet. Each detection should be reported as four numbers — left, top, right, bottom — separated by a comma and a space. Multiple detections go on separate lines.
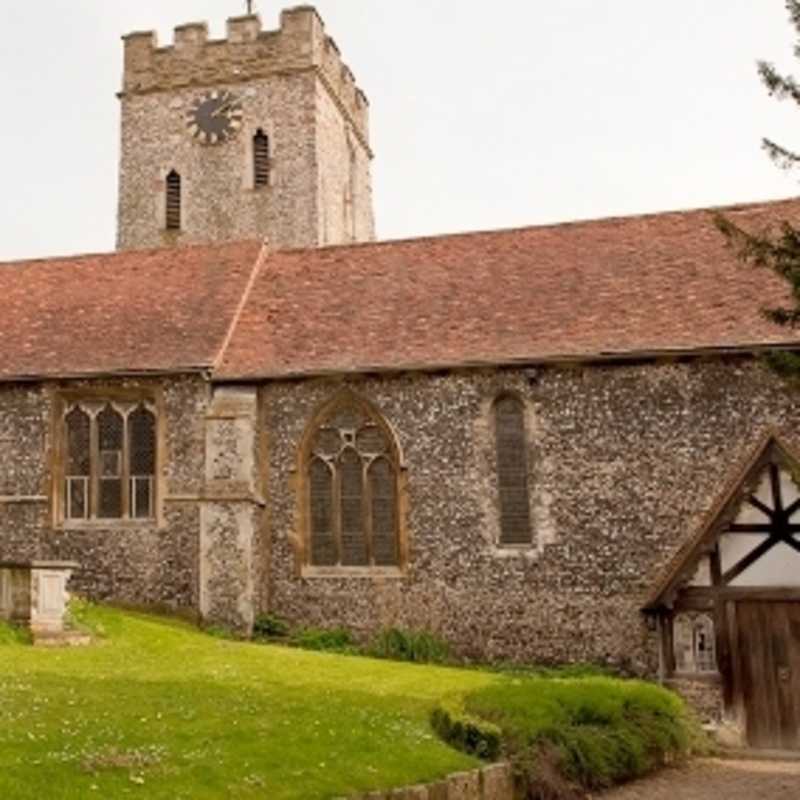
121, 6, 369, 144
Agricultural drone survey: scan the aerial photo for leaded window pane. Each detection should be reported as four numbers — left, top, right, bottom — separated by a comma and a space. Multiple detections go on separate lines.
340, 449, 368, 566
309, 458, 336, 566
370, 457, 398, 566
129, 406, 156, 476
66, 477, 89, 520
99, 479, 123, 519
330, 407, 365, 431
357, 425, 387, 455
313, 428, 342, 458
65, 407, 91, 476
97, 405, 124, 519
131, 477, 153, 520
495, 396, 532, 545
65, 407, 91, 520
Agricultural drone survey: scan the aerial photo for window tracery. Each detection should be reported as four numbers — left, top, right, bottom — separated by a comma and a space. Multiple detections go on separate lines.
305, 398, 400, 569
62, 400, 157, 522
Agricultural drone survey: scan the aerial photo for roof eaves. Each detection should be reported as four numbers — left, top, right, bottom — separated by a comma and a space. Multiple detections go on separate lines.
0, 365, 212, 385
211, 340, 800, 384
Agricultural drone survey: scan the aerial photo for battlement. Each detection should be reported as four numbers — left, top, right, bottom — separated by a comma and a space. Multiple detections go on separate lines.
121, 6, 369, 144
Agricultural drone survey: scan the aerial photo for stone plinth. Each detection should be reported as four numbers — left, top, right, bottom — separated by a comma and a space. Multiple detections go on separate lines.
0, 561, 79, 634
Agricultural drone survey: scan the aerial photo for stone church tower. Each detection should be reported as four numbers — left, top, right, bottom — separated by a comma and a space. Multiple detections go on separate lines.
117, 8, 375, 251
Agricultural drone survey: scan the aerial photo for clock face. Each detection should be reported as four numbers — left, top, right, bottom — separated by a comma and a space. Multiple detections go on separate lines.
186, 90, 244, 145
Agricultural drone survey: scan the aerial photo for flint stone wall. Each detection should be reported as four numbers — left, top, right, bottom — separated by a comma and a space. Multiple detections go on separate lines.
0, 376, 208, 611
261, 358, 800, 672
667, 677, 725, 725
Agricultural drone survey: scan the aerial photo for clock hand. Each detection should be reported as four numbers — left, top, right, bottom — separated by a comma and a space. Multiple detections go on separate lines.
211, 99, 238, 118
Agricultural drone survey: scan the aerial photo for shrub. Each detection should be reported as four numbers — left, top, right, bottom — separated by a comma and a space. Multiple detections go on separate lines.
369, 627, 451, 664
293, 627, 355, 653
437, 677, 703, 798
430, 697, 502, 761
204, 625, 239, 641
253, 614, 291, 640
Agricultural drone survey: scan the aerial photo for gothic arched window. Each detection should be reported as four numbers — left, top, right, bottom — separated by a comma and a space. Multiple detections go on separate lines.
165, 170, 181, 230
304, 397, 401, 569
253, 130, 270, 188
494, 395, 533, 545
62, 400, 158, 523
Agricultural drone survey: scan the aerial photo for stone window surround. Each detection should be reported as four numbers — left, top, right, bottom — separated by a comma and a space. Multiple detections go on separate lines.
51, 386, 167, 531
294, 389, 408, 579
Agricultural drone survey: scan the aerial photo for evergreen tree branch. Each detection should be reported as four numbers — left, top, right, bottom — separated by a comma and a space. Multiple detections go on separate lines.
762, 138, 800, 169
757, 61, 800, 105
789, 0, 800, 34
715, 214, 800, 329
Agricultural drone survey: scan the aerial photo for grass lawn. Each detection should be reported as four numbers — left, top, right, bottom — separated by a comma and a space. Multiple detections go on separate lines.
0, 606, 494, 799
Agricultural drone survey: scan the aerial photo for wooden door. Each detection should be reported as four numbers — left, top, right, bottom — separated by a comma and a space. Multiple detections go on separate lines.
734, 601, 800, 750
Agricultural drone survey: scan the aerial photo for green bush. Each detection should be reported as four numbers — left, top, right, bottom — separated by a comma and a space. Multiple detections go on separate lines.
446, 677, 702, 797
430, 697, 502, 761
369, 627, 451, 664
253, 614, 291, 640
293, 627, 355, 653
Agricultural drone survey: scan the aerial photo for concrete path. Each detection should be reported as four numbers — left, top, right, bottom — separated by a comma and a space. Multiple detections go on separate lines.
598, 759, 800, 800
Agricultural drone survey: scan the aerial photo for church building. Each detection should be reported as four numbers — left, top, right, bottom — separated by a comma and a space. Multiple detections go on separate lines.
2, 7, 800, 752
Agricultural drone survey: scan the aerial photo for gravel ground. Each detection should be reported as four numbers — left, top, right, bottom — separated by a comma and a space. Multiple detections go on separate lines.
597, 759, 800, 800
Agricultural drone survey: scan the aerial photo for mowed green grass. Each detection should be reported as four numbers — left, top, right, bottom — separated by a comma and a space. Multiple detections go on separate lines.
0, 607, 494, 800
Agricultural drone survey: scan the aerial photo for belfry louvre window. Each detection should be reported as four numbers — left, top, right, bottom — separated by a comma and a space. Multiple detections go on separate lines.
63, 401, 157, 522
306, 400, 401, 568
494, 395, 533, 545
253, 130, 270, 188
165, 170, 181, 230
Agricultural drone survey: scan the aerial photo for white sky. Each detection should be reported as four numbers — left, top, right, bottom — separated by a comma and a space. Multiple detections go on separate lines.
1, 1, 799, 261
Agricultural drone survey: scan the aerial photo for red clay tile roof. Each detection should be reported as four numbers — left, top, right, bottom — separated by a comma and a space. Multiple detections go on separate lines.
0, 240, 263, 381
3, 199, 800, 383
216, 197, 800, 380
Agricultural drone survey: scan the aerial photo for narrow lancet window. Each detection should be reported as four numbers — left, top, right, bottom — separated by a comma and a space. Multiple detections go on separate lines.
166, 170, 181, 230
253, 130, 270, 188
494, 395, 533, 545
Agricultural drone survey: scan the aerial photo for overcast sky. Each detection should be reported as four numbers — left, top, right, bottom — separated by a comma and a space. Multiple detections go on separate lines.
1, 1, 799, 261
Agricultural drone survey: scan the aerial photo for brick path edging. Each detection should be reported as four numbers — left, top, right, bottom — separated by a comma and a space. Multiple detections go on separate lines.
346, 762, 514, 800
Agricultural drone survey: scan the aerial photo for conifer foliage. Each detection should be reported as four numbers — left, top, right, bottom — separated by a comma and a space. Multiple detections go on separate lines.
715, 0, 800, 371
